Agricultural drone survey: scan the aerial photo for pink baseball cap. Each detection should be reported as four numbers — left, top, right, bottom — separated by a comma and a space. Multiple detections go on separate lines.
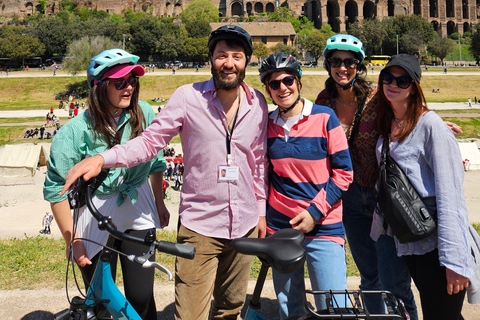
102, 63, 145, 80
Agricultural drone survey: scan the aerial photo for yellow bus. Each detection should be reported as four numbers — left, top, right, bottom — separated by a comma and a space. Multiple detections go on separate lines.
365, 55, 391, 66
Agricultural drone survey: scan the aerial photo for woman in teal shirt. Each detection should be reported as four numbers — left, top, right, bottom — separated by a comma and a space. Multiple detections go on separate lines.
43, 49, 167, 320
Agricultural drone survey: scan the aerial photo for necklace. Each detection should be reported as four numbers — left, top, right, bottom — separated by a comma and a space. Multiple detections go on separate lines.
336, 97, 357, 107
394, 117, 405, 128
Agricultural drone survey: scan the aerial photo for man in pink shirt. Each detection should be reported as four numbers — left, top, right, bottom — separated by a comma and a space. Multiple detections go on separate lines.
62, 25, 269, 319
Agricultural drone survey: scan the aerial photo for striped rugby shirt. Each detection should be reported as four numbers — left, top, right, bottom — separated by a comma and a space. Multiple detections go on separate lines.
266, 99, 353, 245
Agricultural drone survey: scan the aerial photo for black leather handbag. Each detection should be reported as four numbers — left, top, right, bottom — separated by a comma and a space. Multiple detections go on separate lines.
374, 136, 436, 243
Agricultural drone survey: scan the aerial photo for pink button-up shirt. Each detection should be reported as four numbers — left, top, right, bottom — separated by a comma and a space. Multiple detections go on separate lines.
101, 78, 269, 239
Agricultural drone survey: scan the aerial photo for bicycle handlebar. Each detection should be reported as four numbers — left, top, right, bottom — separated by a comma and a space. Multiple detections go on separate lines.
69, 175, 195, 260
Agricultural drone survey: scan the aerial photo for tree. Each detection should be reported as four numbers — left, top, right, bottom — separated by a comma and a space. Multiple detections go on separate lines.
267, 7, 294, 22
300, 29, 329, 64
64, 35, 121, 74
253, 42, 270, 62
381, 15, 435, 56
429, 35, 455, 64
0, 31, 45, 66
469, 24, 480, 64
156, 23, 185, 61
182, 37, 209, 63
400, 29, 425, 56
130, 16, 164, 55
185, 19, 211, 38
32, 16, 72, 56
181, 0, 219, 24
348, 19, 387, 58
270, 43, 301, 59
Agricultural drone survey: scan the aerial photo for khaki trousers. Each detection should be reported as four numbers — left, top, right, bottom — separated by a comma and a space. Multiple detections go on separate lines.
174, 224, 257, 320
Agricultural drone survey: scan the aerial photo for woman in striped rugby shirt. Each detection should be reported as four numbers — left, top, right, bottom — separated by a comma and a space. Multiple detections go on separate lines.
259, 52, 353, 319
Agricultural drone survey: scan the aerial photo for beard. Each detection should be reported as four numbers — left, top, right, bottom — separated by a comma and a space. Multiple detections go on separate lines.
211, 65, 246, 91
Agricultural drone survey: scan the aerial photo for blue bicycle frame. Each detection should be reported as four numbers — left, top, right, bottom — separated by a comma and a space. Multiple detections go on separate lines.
85, 255, 142, 320
54, 172, 194, 320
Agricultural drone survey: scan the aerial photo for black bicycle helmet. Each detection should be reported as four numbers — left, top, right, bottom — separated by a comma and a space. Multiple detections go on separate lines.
259, 52, 302, 84
208, 25, 254, 61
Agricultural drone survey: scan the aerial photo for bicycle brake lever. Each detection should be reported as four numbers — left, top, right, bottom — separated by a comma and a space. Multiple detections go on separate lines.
145, 261, 173, 281
127, 255, 173, 280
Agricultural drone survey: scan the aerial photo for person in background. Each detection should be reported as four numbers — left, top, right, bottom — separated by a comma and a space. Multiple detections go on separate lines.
374, 53, 473, 320
43, 49, 167, 320
58, 25, 269, 320
259, 52, 353, 319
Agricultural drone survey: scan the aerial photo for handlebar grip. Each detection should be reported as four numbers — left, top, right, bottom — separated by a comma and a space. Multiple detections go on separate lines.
156, 241, 195, 260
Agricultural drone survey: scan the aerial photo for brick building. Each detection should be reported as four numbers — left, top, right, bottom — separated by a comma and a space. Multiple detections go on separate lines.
0, 0, 479, 37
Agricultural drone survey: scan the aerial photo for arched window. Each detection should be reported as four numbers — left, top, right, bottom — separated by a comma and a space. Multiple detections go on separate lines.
232, 2, 242, 16
254, 2, 263, 13
266, 2, 275, 12
363, 1, 376, 19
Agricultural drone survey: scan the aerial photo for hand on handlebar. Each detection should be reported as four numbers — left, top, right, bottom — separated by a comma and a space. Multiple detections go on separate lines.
60, 155, 105, 196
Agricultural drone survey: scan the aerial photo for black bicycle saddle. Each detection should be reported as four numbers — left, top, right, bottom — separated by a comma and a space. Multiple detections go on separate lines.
232, 228, 306, 274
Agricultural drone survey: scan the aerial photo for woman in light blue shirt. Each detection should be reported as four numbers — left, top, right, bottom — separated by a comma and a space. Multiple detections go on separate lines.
374, 54, 473, 320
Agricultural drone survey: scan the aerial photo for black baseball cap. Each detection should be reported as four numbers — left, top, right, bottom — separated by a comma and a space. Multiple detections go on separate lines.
384, 54, 422, 83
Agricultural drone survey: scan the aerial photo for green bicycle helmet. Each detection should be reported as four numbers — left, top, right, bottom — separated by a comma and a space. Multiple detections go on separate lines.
259, 52, 302, 84
87, 49, 140, 88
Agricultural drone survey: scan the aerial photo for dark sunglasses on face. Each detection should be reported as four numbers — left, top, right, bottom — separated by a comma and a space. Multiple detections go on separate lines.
268, 76, 295, 90
328, 57, 360, 69
109, 76, 138, 90
381, 72, 413, 89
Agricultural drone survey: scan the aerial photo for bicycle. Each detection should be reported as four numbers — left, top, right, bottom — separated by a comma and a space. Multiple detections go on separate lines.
232, 230, 408, 320
53, 171, 195, 320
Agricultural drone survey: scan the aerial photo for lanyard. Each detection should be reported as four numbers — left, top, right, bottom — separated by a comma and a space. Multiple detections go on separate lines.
226, 89, 241, 164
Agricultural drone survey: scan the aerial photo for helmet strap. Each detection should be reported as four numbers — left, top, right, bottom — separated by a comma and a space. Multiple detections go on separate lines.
277, 94, 301, 115
107, 99, 121, 115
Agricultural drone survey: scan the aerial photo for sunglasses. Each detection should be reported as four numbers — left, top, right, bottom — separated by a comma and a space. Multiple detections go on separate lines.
381, 72, 413, 89
109, 76, 138, 90
328, 57, 360, 69
268, 76, 295, 90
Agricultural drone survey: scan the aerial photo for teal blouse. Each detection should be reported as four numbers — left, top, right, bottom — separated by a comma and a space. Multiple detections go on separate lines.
43, 100, 166, 206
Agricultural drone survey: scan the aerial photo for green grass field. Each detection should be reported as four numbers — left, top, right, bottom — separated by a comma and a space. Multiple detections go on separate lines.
1, 73, 480, 109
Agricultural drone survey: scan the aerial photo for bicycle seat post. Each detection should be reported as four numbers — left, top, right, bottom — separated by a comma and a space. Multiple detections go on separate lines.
249, 259, 270, 310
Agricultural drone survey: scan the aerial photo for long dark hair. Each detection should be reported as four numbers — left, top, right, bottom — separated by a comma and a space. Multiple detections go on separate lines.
324, 60, 370, 102
87, 80, 145, 148
377, 77, 429, 142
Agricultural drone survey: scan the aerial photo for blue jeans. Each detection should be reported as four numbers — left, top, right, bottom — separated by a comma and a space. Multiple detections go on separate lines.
342, 181, 418, 320
272, 238, 347, 320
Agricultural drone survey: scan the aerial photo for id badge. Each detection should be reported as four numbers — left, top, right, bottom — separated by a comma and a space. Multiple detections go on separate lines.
218, 165, 239, 181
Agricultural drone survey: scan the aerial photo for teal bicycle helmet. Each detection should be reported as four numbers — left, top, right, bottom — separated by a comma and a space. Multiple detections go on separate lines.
323, 34, 365, 61
259, 52, 302, 84
87, 49, 140, 88
323, 35, 365, 90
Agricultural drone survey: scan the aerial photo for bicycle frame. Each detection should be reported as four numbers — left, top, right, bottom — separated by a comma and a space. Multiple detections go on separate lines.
84, 243, 143, 320
234, 230, 408, 320
54, 173, 195, 320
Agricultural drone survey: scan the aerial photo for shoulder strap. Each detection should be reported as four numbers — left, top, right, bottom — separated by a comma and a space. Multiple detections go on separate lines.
348, 94, 368, 145
114, 120, 129, 145
380, 134, 390, 168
